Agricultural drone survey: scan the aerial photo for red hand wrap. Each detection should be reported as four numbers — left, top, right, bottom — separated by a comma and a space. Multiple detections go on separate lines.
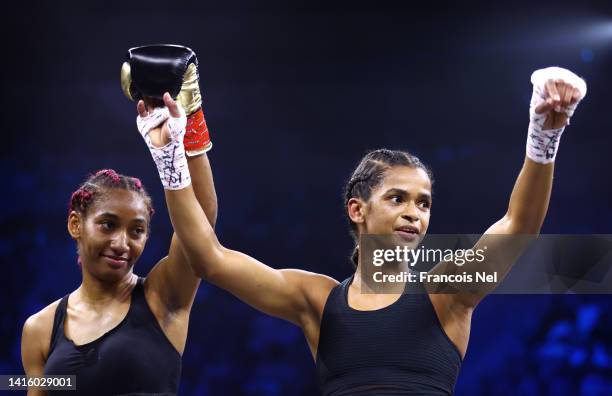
184, 107, 212, 155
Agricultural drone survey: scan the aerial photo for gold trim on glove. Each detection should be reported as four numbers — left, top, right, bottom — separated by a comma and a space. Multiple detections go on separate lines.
177, 63, 202, 115
120, 62, 134, 101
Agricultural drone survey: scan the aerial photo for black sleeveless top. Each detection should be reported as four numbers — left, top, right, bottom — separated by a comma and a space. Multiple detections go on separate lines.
316, 276, 462, 396
44, 278, 181, 395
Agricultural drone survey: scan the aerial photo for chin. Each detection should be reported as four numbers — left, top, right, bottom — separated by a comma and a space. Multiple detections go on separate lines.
390, 233, 422, 250
402, 239, 422, 252
88, 265, 134, 284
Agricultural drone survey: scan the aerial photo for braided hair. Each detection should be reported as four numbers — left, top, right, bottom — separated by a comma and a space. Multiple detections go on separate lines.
69, 169, 154, 220
343, 149, 433, 267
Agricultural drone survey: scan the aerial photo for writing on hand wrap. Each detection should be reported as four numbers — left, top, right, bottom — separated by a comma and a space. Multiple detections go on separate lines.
150, 138, 190, 190
527, 119, 563, 162
138, 106, 191, 190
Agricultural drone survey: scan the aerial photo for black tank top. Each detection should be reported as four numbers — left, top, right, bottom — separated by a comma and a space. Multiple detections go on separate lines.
44, 278, 181, 396
316, 276, 462, 396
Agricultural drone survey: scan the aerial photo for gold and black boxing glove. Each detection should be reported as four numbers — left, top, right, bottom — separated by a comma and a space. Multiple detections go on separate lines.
121, 44, 212, 156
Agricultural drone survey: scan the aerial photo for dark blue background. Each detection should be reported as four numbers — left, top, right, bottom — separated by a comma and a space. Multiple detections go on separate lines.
2, 1, 611, 394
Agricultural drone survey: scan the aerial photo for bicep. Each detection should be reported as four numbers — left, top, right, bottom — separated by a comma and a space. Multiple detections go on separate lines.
206, 248, 315, 326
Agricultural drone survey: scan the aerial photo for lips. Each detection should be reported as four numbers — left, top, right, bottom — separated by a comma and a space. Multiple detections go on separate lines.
394, 226, 419, 242
101, 255, 129, 269
395, 226, 419, 234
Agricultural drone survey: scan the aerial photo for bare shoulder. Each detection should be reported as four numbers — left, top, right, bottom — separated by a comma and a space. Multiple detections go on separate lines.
297, 270, 338, 291
22, 299, 62, 367
282, 269, 339, 317
23, 299, 61, 340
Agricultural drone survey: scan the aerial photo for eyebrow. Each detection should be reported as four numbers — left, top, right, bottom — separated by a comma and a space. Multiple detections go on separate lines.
384, 188, 432, 201
97, 212, 147, 224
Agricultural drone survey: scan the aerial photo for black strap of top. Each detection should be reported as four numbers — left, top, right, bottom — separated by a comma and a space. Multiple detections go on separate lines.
47, 278, 147, 357
48, 294, 70, 355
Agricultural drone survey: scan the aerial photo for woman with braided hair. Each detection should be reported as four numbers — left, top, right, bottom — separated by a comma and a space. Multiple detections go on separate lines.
20, 45, 216, 396
151, 65, 587, 395
21, 161, 216, 396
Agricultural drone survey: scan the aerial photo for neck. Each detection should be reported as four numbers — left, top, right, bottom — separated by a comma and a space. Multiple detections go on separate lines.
354, 260, 410, 294
77, 271, 137, 306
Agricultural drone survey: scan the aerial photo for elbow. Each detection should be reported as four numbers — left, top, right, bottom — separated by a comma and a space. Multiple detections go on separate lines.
192, 260, 215, 280
192, 265, 210, 280
189, 243, 225, 282
174, 223, 224, 281
503, 213, 543, 235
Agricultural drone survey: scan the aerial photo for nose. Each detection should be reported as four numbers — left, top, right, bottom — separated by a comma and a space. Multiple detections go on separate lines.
401, 201, 420, 223
110, 230, 130, 255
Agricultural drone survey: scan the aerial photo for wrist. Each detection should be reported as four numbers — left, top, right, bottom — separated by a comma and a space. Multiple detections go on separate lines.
149, 141, 192, 190
526, 111, 565, 164
184, 107, 212, 156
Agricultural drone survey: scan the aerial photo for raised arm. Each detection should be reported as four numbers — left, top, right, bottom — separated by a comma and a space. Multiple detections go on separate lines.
121, 45, 217, 322
431, 67, 587, 308
143, 93, 336, 328
144, 151, 216, 314
165, 184, 334, 326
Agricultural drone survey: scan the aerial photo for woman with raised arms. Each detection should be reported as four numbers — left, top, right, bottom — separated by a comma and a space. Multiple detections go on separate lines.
143, 67, 586, 395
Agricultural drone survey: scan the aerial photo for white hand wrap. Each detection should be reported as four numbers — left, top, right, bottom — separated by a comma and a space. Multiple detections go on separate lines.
527, 67, 587, 164
137, 106, 191, 190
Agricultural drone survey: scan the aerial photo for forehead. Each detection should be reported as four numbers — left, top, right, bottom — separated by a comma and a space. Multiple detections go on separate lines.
376, 166, 432, 195
88, 189, 148, 219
